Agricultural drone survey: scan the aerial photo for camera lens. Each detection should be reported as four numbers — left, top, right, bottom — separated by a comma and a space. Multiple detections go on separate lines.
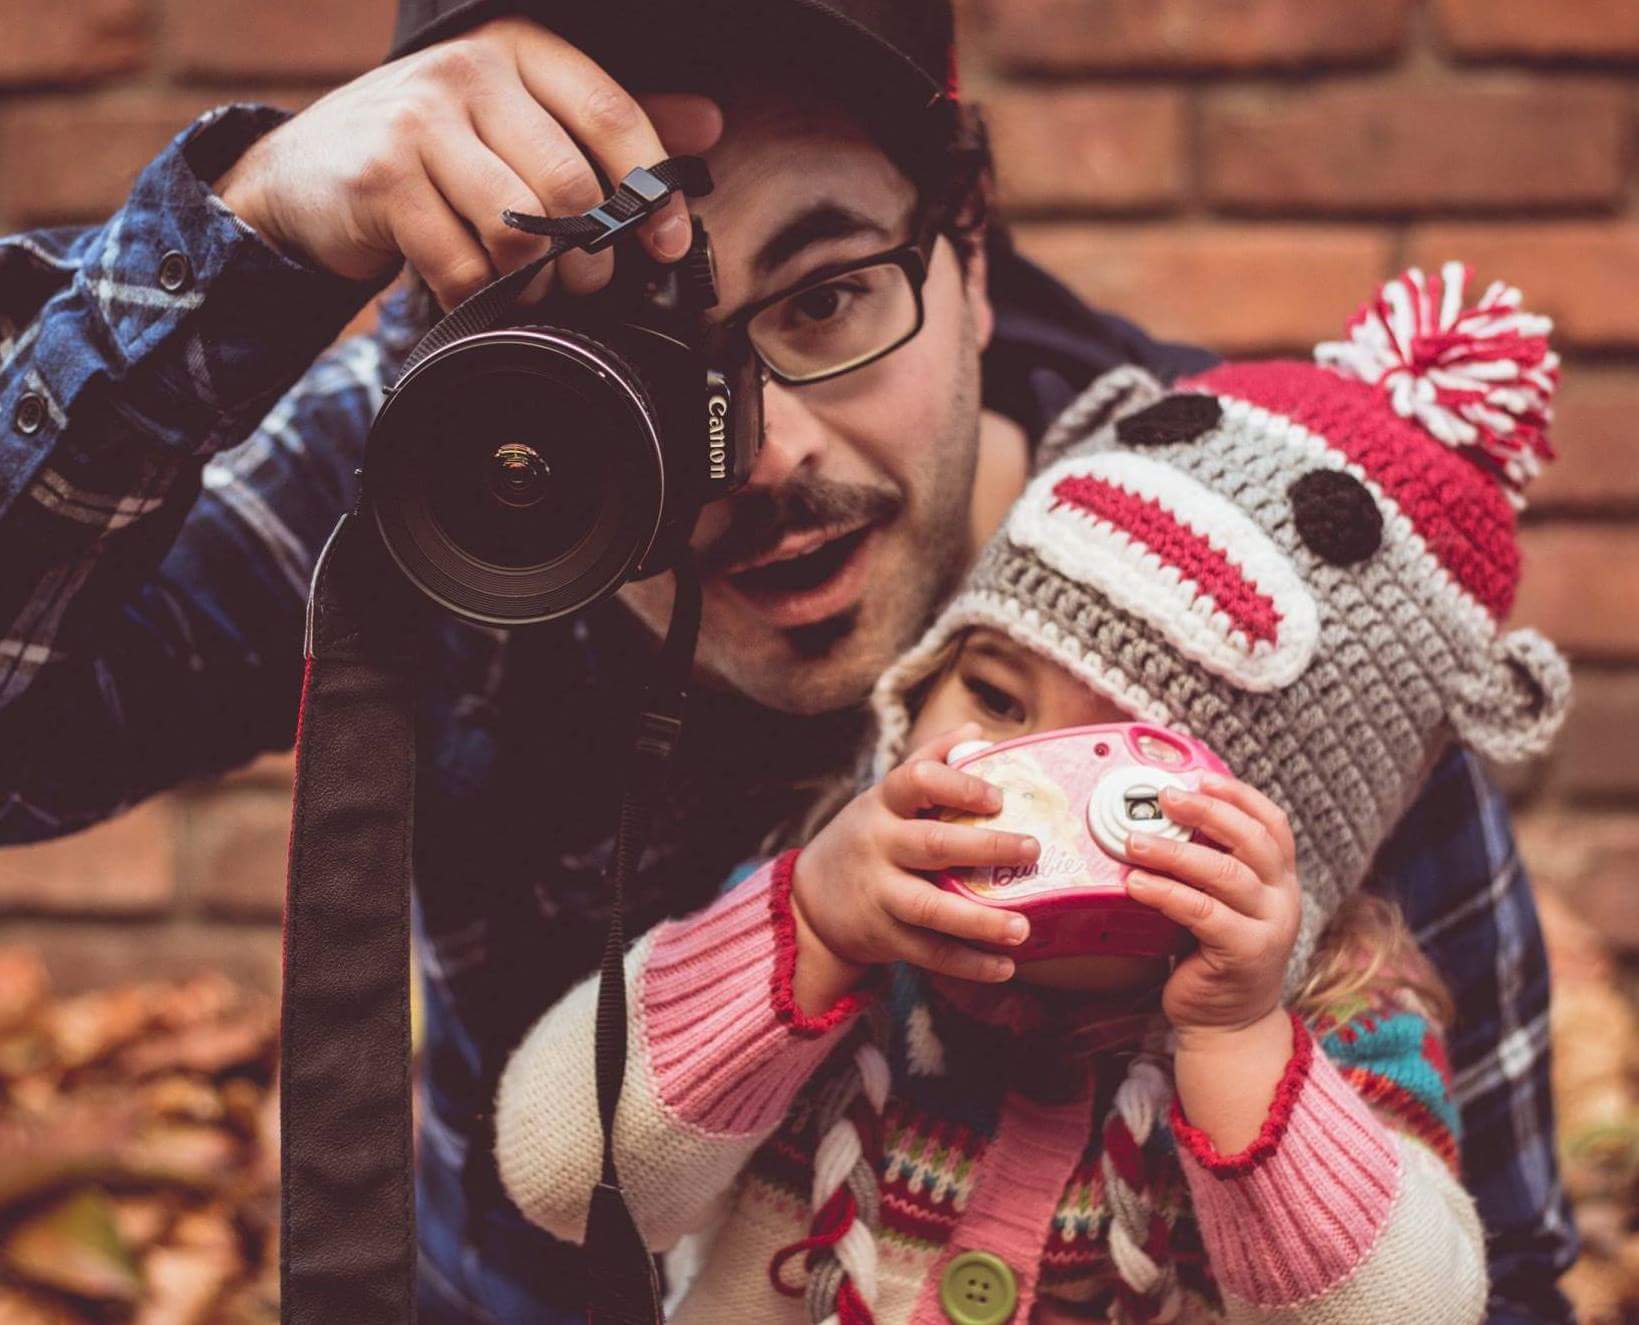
366, 329, 666, 624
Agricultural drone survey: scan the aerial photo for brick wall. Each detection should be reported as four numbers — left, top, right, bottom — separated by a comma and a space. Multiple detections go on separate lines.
0, 1, 1635, 992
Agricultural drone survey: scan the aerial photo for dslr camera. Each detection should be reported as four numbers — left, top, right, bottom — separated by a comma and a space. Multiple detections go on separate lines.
362, 164, 763, 625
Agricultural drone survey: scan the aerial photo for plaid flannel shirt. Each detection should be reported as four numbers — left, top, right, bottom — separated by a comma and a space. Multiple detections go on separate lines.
0, 106, 1577, 1323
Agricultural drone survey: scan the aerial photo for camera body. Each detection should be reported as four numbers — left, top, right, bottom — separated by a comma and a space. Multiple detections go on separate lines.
933, 723, 1231, 960
363, 214, 762, 626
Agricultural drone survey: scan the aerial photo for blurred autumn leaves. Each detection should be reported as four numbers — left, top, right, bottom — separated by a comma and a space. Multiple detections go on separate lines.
0, 954, 278, 1324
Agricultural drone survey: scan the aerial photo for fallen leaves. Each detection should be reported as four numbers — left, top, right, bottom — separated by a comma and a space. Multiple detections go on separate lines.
0, 958, 278, 1324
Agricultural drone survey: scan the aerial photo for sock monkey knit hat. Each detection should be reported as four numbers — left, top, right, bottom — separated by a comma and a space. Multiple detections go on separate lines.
872, 263, 1572, 991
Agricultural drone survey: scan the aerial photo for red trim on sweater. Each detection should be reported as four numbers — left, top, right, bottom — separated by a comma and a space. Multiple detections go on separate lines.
1168, 1010, 1313, 1176
769, 849, 875, 1037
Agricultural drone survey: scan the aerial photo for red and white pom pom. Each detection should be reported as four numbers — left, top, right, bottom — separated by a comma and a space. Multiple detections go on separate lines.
1316, 262, 1559, 501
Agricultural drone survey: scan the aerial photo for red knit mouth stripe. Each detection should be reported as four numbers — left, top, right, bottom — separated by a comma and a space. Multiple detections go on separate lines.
1050, 474, 1283, 647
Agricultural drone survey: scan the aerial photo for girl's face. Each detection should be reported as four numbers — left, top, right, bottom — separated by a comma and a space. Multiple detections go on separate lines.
906, 627, 1130, 748
906, 629, 1172, 995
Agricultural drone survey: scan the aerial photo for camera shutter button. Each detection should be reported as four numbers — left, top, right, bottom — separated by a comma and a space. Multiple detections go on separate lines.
1088, 765, 1192, 862
946, 739, 994, 766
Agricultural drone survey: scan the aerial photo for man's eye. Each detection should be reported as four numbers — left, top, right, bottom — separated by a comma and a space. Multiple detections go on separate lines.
963, 675, 1025, 723
787, 281, 858, 327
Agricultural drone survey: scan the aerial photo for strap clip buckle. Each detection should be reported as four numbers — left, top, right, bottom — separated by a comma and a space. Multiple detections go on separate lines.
634, 708, 684, 763
584, 166, 673, 253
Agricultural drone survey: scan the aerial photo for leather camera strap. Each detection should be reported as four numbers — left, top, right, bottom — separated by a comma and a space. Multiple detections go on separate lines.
282, 158, 710, 1325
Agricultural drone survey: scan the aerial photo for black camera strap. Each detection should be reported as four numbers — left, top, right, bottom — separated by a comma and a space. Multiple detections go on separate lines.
282, 160, 710, 1325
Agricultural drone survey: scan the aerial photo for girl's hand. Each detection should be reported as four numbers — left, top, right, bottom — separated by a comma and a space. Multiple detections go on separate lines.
789, 723, 1038, 1006
1121, 774, 1302, 1047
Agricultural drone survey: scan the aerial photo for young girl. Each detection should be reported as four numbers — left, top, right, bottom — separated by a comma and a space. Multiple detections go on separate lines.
495, 266, 1570, 1324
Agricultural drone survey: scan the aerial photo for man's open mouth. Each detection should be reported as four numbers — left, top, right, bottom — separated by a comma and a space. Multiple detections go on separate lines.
721, 522, 880, 628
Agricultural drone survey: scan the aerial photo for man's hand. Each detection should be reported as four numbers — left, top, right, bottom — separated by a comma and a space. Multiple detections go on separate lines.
788, 723, 1038, 1012
215, 16, 723, 310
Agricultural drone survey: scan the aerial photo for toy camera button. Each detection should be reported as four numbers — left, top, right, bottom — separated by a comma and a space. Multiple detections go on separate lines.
939, 1250, 1017, 1325
1087, 765, 1192, 862
947, 739, 994, 766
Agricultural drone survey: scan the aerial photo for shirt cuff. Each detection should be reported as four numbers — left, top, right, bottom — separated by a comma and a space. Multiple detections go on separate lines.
639, 851, 872, 1135
1172, 1012, 1404, 1306
51, 103, 390, 456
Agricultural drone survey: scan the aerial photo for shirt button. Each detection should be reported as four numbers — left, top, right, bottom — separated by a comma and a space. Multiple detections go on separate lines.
157, 250, 192, 294
939, 1249, 1018, 1325
13, 392, 45, 435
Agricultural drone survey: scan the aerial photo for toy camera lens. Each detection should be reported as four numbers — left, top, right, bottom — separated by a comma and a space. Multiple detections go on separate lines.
1125, 795, 1161, 821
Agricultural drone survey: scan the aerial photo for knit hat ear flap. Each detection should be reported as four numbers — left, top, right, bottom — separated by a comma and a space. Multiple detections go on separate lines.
1036, 364, 1167, 470
1448, 627, 1571, 765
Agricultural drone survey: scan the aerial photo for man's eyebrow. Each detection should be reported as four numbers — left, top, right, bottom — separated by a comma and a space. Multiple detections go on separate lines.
752, 204, 893, 277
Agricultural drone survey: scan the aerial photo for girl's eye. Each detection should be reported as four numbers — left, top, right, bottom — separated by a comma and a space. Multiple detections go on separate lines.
963, 675, 1026, 723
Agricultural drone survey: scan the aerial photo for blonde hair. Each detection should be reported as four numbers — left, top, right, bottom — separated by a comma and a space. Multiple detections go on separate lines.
1295, 888, 1455, 1030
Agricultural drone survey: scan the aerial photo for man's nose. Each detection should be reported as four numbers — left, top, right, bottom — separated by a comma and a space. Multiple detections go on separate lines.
744, 379, 828, 491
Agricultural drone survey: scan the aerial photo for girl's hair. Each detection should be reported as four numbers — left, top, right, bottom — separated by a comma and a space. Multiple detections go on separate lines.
1296, 888, 1455, 1030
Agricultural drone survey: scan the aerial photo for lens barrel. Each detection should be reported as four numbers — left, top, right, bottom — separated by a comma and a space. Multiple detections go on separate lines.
365, 328, 666, 625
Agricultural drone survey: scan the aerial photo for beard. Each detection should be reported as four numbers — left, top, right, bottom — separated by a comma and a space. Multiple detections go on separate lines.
622, 307, 985, 716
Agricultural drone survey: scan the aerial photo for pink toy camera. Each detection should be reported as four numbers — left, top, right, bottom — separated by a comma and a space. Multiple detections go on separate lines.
934, 723, 1231, 961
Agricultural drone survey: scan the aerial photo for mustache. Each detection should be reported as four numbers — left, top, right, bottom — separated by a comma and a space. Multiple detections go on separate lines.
697, 474, 902, 577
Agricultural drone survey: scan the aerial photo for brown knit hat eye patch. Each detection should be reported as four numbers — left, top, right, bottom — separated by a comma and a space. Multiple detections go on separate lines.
1115, 393, 1222, 448
1288, 469, 1384, 566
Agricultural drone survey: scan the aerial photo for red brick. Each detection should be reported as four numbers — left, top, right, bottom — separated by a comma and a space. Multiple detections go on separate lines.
1203, 82, 1628, 214
179, 790, 292, 921
0, 0, 147, 87
1533, 372, 1639, 510
1013, 223, 1391, 353
0, 800, 176, 917
1514, 524, 1639, 660
1437, 0, 1639, 60
1, 922, 282, 995
1516, 810, 1639, 953
965, 0, 1410, 71
0, 90, 320, 226
1406, 224, 1639, 350
986, 88, 1185, 213
167, 0, 395, 81
1550, 671, 1639, 798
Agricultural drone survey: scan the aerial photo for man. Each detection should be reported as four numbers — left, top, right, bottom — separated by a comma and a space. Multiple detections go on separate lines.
0, 1, 1576, 1320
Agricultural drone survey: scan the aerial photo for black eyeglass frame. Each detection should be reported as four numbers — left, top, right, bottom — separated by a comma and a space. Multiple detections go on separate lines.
714, 213, 941, 387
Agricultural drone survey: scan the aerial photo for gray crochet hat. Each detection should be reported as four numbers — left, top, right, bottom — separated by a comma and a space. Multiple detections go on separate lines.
872, 264, 1571, 989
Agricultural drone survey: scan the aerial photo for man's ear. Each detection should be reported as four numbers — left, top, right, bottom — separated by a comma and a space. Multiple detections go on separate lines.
1449, 628, 1572, 764
962, 229, 995, 352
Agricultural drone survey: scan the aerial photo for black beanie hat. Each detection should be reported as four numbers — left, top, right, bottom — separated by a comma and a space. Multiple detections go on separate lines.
386, 0, 960, 186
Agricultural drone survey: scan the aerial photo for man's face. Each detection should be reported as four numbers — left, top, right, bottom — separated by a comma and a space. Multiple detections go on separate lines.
617, 92, 995, 715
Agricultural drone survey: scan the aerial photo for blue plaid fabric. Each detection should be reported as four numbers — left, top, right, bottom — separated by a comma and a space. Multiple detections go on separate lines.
0, 106, 1577, 1323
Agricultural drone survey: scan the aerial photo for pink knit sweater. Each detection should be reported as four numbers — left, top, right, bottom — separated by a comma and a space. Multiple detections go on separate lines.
496, 858, 1486, 1324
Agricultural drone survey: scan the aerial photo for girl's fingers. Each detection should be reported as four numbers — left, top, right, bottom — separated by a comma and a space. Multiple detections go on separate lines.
890, 818, 1039, 872
1125, 831, 1264, 917
1124, 870, 1250, 949
1197, 774, 1298, 866
891, 924, 1016, 984
880, 755, 1003, 820
1156, 785, 1286, 885
881, 876, 1029, 948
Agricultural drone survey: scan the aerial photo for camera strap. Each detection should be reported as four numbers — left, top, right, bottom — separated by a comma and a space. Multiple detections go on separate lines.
282, 159, 711, 1325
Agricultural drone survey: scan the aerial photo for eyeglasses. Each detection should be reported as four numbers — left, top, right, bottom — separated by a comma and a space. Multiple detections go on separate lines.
718, 220, 938, 387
